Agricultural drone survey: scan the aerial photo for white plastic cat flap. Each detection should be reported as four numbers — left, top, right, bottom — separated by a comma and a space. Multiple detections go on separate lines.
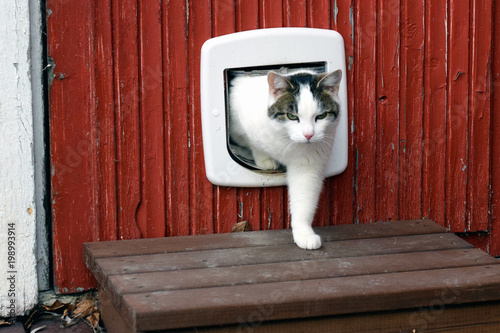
200, 28, 348, 187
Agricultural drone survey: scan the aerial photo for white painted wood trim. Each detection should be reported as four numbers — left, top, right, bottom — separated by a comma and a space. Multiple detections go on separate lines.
0, 1, 39, 317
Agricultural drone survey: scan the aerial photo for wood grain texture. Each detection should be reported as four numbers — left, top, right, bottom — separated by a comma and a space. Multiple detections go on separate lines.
48, 0, 500, 292
399, 0, 424, 221
188, 0, 215, 235
446, 0, 469, 232
164, 0, 190, 237
330, 0, 355, 225
353, 0, 377, 223
491, 0, 500, 256
422, 0, 447, 227
48, 0, 99, 292
137, 0, 166, 238
113, 0, 142, 240
467, 0, 493, 232
375, 0, 400, 222
94, 0, 118, 242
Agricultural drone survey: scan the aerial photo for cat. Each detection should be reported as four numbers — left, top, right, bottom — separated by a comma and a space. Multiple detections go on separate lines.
229, 69, 342, 250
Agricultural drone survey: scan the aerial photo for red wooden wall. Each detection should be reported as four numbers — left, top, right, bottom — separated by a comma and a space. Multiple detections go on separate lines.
47, 0, 500, 293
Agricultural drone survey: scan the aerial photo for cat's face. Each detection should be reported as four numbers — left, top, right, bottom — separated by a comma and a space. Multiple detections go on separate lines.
267, 70, 342, 144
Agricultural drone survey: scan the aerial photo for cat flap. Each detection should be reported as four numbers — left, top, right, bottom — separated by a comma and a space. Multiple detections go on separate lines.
200, 28, 348, 187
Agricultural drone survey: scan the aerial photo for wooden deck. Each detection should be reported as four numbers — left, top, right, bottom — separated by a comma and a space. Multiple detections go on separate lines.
84, 220, 500, 332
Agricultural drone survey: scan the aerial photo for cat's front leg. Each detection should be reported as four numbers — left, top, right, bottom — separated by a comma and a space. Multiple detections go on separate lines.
286, 162, 325, 250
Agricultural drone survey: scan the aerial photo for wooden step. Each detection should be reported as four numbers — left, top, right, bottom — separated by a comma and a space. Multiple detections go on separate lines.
84, 220, 500, 332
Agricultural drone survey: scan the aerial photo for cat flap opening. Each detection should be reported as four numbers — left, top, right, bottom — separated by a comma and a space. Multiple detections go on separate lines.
225, 62, 327, 174
201, 28, 348, 187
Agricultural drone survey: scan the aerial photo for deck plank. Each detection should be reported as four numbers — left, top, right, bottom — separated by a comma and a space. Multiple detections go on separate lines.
84, 219, 443, 260
166, 302, 500, 333
125, 264, 500, 331
107, 248, 497, 295
93, 233, 468, 277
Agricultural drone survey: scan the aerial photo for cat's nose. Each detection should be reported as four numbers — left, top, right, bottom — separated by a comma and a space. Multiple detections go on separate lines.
304, 133, 314, 141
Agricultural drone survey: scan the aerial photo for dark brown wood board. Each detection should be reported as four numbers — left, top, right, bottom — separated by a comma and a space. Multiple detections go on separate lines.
84, 220, 500, 332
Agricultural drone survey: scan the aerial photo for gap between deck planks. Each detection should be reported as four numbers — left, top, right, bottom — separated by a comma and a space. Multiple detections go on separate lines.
84, 220, 500, 332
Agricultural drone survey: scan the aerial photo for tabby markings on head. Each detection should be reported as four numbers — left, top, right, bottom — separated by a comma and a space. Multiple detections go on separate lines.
267, 71, 341, 122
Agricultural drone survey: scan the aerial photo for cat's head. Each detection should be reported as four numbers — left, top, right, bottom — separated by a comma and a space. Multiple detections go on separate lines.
267, 70, 342, 144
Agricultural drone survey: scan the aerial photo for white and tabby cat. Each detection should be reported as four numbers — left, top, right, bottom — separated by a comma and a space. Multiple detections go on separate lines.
229, 69, 342, 250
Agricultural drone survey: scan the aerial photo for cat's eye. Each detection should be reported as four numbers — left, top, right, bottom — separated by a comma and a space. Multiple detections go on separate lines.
287, 113, 299, 121
315, 113, 328, 121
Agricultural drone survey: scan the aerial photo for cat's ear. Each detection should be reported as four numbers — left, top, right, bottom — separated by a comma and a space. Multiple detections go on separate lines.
267, 72, 293, 98
317, 70, 342, 96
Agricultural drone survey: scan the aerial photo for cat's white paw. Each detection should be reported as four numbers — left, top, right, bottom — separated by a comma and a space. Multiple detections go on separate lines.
293, 231, 322, 250
255, 157, 280, 170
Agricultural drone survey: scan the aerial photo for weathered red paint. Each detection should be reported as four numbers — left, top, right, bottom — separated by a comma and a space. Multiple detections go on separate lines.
446, 0, 469, 232
491, 0, 500, 256
423, 1, 448, 228
48, 0, 500, 292
399, 0, 424, 221
188, 0, 214, 236
354, 0, 377, 224
375, 0, 400, 222
467, 0, 493, 232
48, 0, 100, 292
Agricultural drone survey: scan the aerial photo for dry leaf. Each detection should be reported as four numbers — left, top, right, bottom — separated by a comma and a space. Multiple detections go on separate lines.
24, 309, 41, 330
73, 298, 95, 318
25, 292, 103, 332
42, 299, 65, 312
231, 221, 252, 232
0, 319, 11, 326
86, 310, 100, 328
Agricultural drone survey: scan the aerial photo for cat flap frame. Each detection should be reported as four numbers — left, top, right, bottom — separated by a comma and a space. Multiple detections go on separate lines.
200, 28, 348, 187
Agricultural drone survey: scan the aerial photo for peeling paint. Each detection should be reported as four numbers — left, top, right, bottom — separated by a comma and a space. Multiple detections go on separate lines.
333, 0, 338, 26
348, 55, 354, 71
349, 5, 354, 39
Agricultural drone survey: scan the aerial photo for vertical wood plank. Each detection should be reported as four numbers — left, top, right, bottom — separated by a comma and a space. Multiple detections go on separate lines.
48, 0, 99, 291
491, 0, 500, 256
422, 0, 447, 227
260, 0, 284, 28
137, 0, 166, 238
212, 0, 238, 234
188, 0, 215, 235
235, 0, 263, 230
283, 0, 306, 27
467, 0, 492, 232
237, 0, 259, 31
329, 0, 356, 225
375, 0, 400, 222
164, 0, 191, 236
113, 0, 142, 240
94, 0, 118, 241
399, 0, 424, 221
354, 0, 377, 223
446, 0, 469, 232
307, 0, 330, 29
